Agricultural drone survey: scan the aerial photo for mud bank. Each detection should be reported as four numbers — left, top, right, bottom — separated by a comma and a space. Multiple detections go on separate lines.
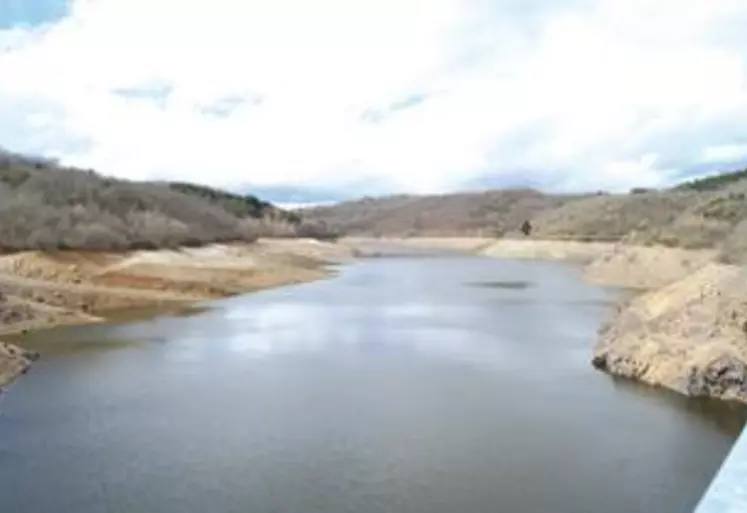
583, 245, 718, 290
339, 236, 495, 256
478, 239, 747, 404
0, 342, 38, 389
477, 239, 719, 290
593, 264, 747, 403
0, 239, 351, 389
480, 239, 614, 263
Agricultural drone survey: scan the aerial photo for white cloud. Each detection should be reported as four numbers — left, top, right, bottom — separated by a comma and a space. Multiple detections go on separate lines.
1, 0, 746, 196
701, 143, 747, 164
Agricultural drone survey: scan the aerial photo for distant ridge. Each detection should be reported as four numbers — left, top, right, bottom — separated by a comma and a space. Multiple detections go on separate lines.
304, 169, 747, 264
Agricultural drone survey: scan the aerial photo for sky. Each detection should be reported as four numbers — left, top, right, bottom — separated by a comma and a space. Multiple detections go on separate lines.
1, 0, 747, 204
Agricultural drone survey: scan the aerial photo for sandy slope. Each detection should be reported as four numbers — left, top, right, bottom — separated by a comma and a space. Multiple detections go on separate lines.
593, 264, 747, 403
477, 238, 747, 403
4, 235, 743, 404
343, 237, 743, 404
583, 245, 718, 290
476, 238, 719, 290
0, 341, 37, 389
480, 239, 614, 263
0, 239, 351, 390
339, 236, 495, 255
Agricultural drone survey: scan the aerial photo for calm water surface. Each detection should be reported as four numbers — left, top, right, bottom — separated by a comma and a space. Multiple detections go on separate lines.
1, 257, 745, 513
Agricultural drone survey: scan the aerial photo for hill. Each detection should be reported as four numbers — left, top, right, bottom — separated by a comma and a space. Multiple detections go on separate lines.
303, 168, 747, 262
302, 189, 582, 237
0, 148, 331, 252
675, 167, 747, 191
167, 182, 301, 224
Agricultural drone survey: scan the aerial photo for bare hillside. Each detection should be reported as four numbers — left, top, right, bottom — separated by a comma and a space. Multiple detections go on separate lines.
305, 168, 747, 262
303, 189, 581, 237
0, 148, 334, 251
527, 190, 698, 242
624, 180, 747, 262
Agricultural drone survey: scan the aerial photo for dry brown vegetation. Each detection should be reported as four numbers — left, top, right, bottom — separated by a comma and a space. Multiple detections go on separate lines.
305, 169, 747, 263
0, 148, 337, 252
305, 166, 747, 404
303, 189, 580, 237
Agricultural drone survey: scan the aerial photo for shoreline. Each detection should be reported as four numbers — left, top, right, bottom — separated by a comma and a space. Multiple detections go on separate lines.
0, 238, 352, 391
3, 235, 744, 405
341, 236, 747, 404
482, 240, 747, 404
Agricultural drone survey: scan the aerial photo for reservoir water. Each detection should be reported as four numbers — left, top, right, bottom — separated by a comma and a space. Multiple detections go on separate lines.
0, 257, 744, 513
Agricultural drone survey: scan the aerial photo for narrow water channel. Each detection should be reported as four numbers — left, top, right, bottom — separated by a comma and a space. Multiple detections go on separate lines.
1, 257, 744, 513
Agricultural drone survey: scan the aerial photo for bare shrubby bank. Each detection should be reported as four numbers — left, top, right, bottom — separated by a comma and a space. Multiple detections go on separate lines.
241, 218, 341, 241
0, 148, 336, 252
305, 168, 747, 262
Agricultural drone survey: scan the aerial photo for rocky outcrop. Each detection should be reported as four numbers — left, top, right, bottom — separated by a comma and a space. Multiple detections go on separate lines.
0, 341, 38, 390
349, 237, 747, 403
593, 264, 747, 403
685, 355, 747, 400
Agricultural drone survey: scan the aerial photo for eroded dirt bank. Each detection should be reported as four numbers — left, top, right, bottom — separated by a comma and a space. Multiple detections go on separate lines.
479, 239, 747, 403
582, 245, 718, 290
352, 236, 746, 403
0, 342, 38, 389
481, 239, 615, 264
0, 239, 351, 390
339, 236, 495, 256
5, 235, 744, 404
593, 264, 747, 403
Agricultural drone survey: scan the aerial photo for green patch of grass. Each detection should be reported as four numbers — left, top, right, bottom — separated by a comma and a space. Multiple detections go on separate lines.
676, 169, 747, 191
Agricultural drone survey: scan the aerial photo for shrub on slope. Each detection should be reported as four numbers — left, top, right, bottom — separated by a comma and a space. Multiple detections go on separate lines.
675, 168, 747, 192
0, 152, 258, 251
528, 191, 697, 242
168, 182, 301, 224
303, 189, 577, 237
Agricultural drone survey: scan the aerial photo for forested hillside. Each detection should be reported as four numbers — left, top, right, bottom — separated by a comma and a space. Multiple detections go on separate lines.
0, 148, 327, 251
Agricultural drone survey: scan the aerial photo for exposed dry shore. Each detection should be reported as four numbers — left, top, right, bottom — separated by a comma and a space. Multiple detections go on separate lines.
339, 236, 496, 256
344, 236, 746, 403
593, 263, 747, 403
482, 239, 746, 403
0, 238, 352, 390
3, 235, 744, 404
0, 342, 38, 388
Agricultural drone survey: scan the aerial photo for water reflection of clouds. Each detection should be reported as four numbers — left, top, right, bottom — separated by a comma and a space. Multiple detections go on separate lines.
163, 284, 603, 374
221, 302, 348, 357
377, 301, 444, 320
394, 325, 508, 367
213, 298, 527, 371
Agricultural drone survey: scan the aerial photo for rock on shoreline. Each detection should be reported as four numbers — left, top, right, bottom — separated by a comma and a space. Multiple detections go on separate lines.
475, 238, 747, 404
0, 341, 39, 390
592, 264, 747, 403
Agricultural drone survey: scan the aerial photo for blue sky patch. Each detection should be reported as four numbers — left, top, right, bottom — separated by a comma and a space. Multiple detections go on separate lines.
388, 93, 428, 112
112, 84, 173, 108
199, 94, 262, 118
0, 0, 69, 29
361, 92, 430, 124
246, 179, 394, 205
